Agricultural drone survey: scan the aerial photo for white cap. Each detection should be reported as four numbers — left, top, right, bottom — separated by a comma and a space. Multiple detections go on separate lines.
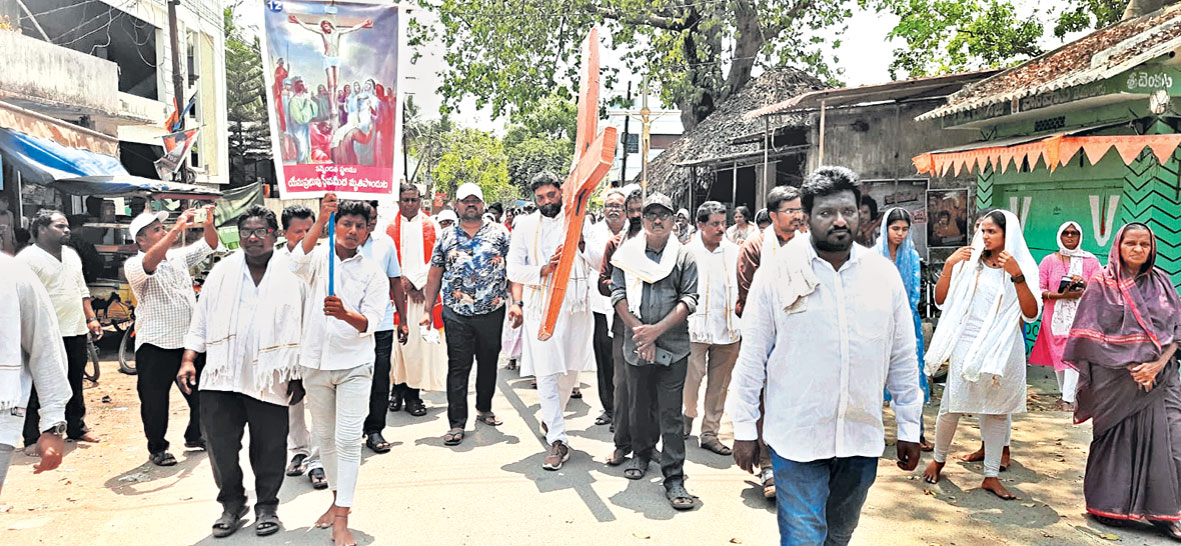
455, 182, 484, 202
129, 211, 170, 239
436, 209, 458, 224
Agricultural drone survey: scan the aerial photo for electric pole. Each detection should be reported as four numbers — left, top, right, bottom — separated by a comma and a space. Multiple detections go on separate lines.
618, 81, 631, 187
168, 0, 189, 184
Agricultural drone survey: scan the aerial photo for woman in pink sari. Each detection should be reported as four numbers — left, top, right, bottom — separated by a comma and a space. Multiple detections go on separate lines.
1030, 221, 1102, 411
1064, 223, 1181, 540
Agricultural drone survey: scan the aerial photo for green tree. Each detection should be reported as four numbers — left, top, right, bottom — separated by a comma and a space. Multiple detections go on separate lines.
868, 0, 1136, 78
411, 0, 852, 132
507, 136, 573, 190
224, 6, 271, 185
403, 95, 454, 185
431, 128, 517, 205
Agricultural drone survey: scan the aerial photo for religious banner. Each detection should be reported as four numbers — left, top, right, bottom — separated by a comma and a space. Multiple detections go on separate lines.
260, 0, 400, 198
926, 188, 970, 248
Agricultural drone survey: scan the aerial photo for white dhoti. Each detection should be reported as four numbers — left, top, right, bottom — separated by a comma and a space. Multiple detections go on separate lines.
392, 299, 448, 392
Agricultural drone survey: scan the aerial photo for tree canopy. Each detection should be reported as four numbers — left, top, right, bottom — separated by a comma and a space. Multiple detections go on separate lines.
430, 128, 517, 205
224, 6, 271, 185
410, 0, 851, 131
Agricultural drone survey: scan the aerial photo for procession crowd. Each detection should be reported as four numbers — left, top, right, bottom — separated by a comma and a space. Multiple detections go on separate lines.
2, 166, 1179, 546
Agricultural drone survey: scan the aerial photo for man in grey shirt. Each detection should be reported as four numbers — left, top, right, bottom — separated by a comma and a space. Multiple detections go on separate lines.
609, 192, 698, 510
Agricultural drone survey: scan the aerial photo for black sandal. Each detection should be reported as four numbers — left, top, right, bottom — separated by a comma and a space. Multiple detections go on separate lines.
388, 392, 403, 412
666, 484, 697, 511
476, 412, 502, 426
365, 433, 391, 454
255, 511, 281, 536
405, 399, 427, 417
595, 412, 612, 426
623, 457, 649, 480
443, 428, 464, 446
211, 505, 249, 538
149, 451, 177, 467
308, 467, 328, 489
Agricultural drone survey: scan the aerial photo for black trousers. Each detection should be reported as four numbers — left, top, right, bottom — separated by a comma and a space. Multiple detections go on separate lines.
592, 312, 613, 416
199, 390, 288, 515
625, 356, 688, 487
442, 306, 504, 430
611, 318, 657, 452
136, 344, 204, 454
363, 330, 394, 434
23, 335, 89, 446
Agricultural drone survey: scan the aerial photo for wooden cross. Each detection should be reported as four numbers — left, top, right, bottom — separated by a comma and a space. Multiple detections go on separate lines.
538, 28, 618, 341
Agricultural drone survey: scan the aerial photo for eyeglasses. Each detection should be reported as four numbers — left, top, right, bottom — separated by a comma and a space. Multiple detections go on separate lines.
643, 210, 672, 221
773, 207, 804, 214
604, 204, 624, 211
240, 228, 276, 239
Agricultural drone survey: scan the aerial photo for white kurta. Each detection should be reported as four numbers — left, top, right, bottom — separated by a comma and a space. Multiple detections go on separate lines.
391, 214, 448, 392
507, 211, 595, 378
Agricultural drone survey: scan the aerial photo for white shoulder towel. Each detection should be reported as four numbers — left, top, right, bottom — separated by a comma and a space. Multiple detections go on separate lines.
610, 234, 681, 320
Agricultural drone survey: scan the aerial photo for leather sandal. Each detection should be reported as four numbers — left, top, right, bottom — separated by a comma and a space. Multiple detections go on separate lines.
365, 432, 391, 454
405, 399, 427, 417
255, 511, 281, 537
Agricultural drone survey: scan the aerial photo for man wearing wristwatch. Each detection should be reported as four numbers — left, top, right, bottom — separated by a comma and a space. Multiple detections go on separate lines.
16, 210, 102, 451
0, 253, 72, 496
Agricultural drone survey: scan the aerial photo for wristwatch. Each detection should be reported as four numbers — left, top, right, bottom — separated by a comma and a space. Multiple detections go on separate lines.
513, 300, 524, 307
43, 421, 66, 436
1010, 274, 1026, 284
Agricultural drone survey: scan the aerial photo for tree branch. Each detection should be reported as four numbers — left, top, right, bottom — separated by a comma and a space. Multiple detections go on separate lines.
593, 5, 688, 30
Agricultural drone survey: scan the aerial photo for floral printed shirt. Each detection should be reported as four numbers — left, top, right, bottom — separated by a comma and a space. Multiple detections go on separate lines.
430, 220, 511, 316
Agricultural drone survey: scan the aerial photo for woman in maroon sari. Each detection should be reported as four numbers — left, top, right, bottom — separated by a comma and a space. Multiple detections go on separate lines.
1064, 223, 1181, 540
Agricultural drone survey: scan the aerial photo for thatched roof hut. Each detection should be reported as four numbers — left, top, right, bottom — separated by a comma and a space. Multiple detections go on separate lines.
636, 68, 823, 206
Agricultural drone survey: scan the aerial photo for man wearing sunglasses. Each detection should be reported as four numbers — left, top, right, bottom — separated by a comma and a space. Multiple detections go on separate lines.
609, 192, 699, 510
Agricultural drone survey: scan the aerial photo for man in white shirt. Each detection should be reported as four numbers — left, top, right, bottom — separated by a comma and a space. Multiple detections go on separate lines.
727, 167, 922, 545
177, 205, 305, 538
386, 183, 448, 417
358, 202, 408, 455
584, 187, 628, 427
507, 172, 596, 470
17, 210, 103, 448
277, 205, 327, 488
124, 205, 219, 466
288, 194, 386, 546
0, 254, 71, 497
682, 201, 741, 456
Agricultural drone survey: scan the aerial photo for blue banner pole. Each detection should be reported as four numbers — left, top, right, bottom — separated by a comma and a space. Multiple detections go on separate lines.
327, 212, 335, 296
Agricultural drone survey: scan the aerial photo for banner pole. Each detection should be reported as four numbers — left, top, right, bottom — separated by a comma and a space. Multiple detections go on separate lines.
327, 212, 335, 296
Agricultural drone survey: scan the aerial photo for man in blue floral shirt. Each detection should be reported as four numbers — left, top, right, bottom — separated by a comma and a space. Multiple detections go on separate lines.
421, 183, 511, 446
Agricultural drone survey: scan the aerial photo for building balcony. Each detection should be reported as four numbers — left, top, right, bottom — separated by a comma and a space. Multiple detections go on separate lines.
0, 31, 120, 124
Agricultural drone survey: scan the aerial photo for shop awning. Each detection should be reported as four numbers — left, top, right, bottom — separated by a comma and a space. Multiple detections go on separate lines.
913, 133, 1181, 176
0, 128, 220, 198
51, 176, 222, 199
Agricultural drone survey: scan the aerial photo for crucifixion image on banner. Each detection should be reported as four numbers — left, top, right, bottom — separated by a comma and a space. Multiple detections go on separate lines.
261, 0, 400, 198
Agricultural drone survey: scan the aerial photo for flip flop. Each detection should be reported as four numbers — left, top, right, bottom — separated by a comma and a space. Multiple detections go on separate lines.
594, 412, 612, 426
443, 428, 464, 446
255, 512, 281, 537
476, 412, 502, 426
212, 505, 249, 538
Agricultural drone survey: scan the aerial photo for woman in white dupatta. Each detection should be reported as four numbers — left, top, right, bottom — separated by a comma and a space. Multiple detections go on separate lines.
921, 210, 1041, 500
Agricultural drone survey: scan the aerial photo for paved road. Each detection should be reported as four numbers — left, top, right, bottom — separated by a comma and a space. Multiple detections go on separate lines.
1, 359, 1175, 545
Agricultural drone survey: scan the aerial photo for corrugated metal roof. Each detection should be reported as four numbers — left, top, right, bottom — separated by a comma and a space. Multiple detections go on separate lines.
919, 5, 1181, 121
744, 71, 999, 120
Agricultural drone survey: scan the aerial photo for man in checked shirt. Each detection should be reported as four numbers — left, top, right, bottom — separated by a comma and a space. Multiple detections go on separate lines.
124, 205, 219, 467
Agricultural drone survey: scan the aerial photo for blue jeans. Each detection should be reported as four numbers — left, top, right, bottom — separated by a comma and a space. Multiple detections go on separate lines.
770, 449, 878, 546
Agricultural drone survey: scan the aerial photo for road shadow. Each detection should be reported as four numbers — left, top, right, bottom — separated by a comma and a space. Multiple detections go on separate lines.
739, 478, 777, 512
412, 422, 520, 453
190, 524, 376, 545
683, 437, 736, 470
603, 468, 705, 521
102, 448, 207, 496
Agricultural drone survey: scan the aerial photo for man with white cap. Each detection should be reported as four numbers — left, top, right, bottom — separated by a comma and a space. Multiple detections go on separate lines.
123, 204, 219, 466
420, 182, 511, 447
435, 209, 457, 230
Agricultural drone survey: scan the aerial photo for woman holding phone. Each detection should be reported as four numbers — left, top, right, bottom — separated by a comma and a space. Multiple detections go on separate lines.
1030, 221, 1102, 411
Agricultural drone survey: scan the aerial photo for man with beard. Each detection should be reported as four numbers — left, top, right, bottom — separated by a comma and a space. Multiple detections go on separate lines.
507, 172, 596, 470
734, 184, 804, 498
387, 183, 448, 417
728, 167, 922, 545
584, 187, 630, 427
17, 210, 103, 450
177, 206, 305, 538
682, 201, 741, 456
598, 186, 656, 465
420, 183, 511, 447
610, 192, 699, 510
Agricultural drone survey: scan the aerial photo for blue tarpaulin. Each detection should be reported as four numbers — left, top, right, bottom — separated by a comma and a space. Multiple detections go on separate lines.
0, 128, 220, 198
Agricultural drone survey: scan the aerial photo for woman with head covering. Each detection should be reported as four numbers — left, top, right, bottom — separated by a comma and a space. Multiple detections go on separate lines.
1063, 223, 1181, 539
754, 208, 771, 231
921, 210, 1042, 500
874, 208, 932, 448
1030, 221, 1102, 411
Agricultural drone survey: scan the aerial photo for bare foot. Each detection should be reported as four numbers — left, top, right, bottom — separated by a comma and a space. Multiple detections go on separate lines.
72, 432, 100, 443
981, 477, 1017, 500
332, 514, 356, 546
959, 444, 1010, 470
922, 460, 945, 484
314, 506, 334, 529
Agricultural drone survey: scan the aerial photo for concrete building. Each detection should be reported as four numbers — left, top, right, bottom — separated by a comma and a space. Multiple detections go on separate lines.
0, 0, 228, 189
